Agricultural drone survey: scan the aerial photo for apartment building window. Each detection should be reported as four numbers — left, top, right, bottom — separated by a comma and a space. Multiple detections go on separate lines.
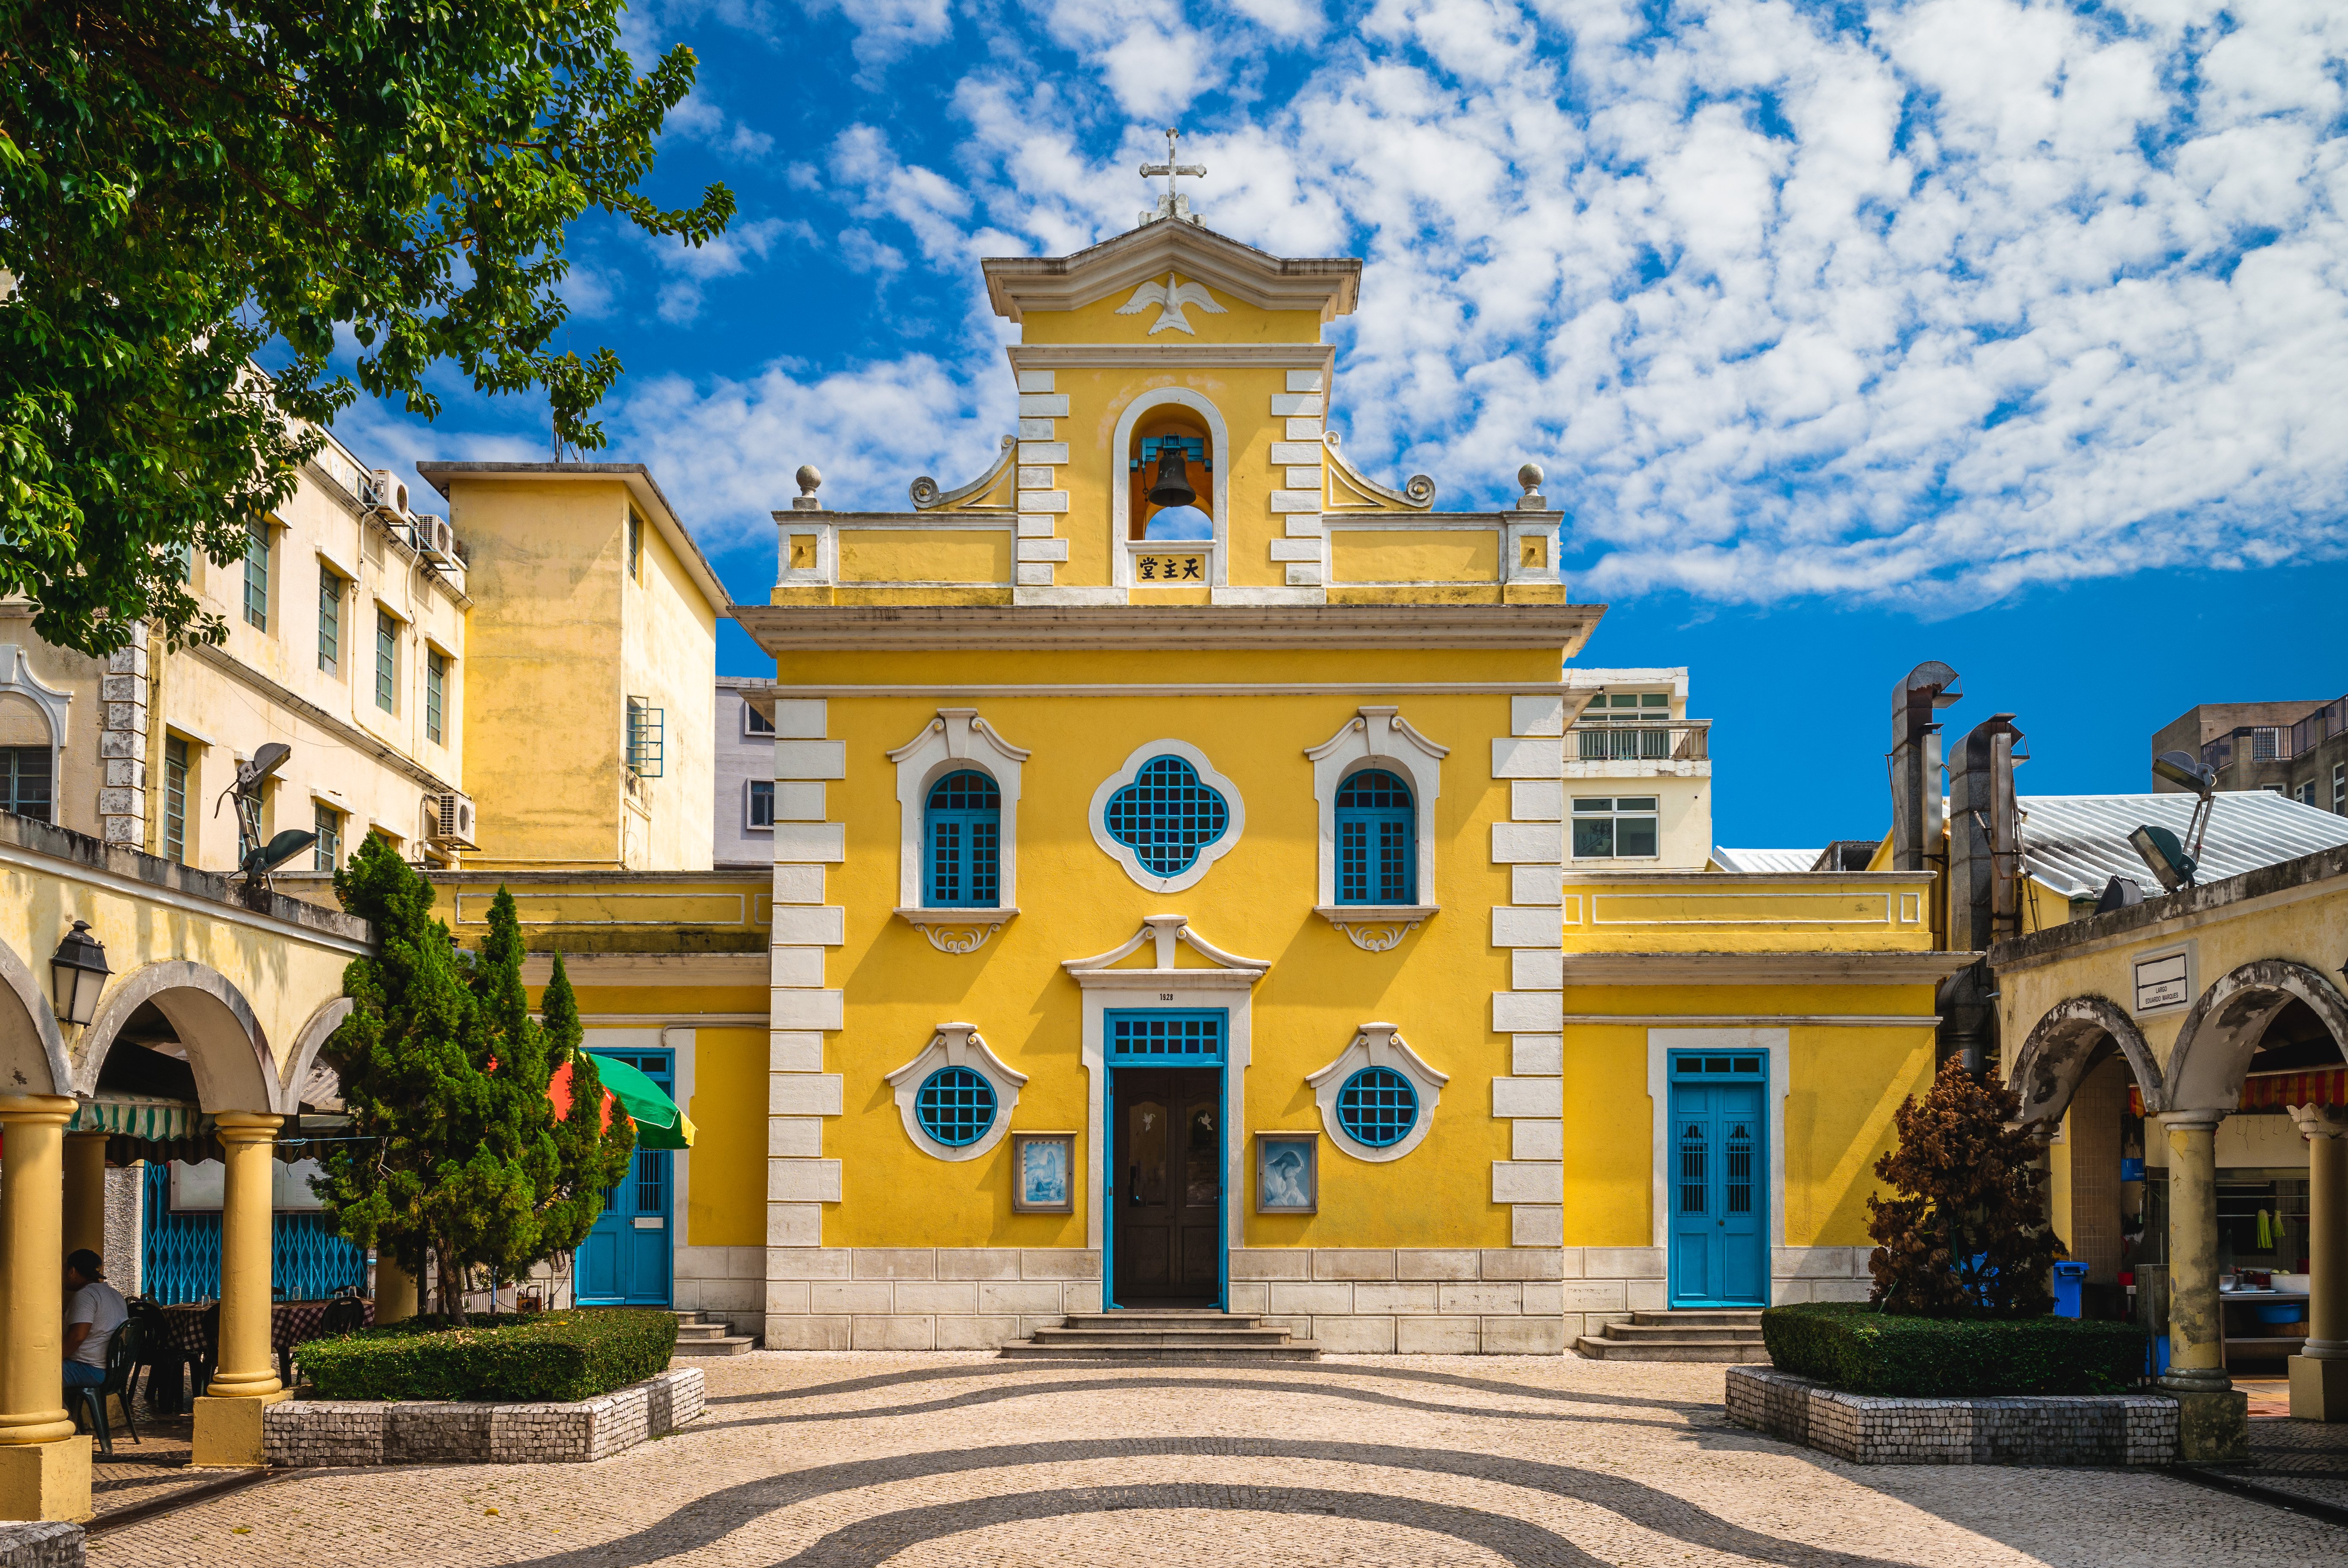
627, 511, 643, 581
0, 747, 52, 823
318, 567, 342, 673
314, 802, 343, 871
172, 540, 195, 583
2336, 762, 2345, 815
242, 525, 271, 631
747, 779, 775, 829
163, 736, 190, 862
1571, 795, 1660, 859
425, 649, 448, 745
2302, 781, 2319, 807
374, 608, 397, 712
626, 698, 664, 777
743, 701, 775, 737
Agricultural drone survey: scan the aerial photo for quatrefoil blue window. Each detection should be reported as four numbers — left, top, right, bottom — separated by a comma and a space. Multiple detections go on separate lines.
1104, 755, 1230, 877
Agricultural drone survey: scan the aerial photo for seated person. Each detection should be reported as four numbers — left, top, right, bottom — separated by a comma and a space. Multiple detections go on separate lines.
64, 1249, 128, 1390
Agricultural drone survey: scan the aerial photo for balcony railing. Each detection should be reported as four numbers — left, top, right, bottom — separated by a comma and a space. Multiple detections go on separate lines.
2202, 693, 2348, 773
2292, 697, 2346, 759
1571, 720, 1710, 762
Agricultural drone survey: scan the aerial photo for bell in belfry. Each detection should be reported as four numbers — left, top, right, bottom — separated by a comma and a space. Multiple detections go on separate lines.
1145, 440, 1197, 509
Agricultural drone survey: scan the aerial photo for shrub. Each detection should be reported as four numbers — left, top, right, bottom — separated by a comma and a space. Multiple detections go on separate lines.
1763, 1301, 2145, 1397
299, 1308, 678, 1402
1868, 1057, 2064, 1316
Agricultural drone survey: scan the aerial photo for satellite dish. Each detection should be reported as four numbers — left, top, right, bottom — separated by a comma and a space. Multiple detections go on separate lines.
241, 828, 318, 880
2128, 823, 2197, 894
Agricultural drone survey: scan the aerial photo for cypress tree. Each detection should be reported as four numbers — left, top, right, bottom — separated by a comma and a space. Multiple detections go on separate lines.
319, 839, 633, 1319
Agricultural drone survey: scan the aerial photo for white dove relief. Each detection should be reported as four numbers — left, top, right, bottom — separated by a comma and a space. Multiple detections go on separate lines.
1114, 273, 1227, 336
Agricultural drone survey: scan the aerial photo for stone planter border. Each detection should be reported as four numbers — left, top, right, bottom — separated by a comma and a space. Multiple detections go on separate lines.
0, 1522, 81, 1568
1726, 1365, 2178, 1466
265, 1367, 703, 1466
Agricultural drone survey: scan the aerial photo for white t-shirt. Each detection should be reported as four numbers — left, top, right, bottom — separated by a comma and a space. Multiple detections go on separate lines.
67, 1281, 128, 1368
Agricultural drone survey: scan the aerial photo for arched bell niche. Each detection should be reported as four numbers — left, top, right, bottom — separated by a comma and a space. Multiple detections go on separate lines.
1128, 408, 1215, 541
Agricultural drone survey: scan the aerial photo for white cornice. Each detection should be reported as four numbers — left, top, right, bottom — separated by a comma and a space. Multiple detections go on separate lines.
1561, 870, 1933, 887
734, 603, 1602, 653
984, 224, 1360, 322
519, 952, 766, 986
1007, 343, 1337, 369
1560, 951, 1980, 985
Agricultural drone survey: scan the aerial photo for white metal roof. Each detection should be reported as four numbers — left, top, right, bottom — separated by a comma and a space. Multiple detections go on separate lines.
2019, 792, 2348, 900
1710, 847, 1825, 875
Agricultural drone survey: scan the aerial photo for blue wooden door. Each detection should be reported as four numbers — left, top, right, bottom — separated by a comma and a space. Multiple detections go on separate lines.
576, 1048, 673, 1306
1668, 1053, 1766, 1306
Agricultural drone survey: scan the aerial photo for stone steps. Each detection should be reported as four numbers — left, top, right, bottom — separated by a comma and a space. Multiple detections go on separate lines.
1000, 1309, 1323, 1361
1574, 1308, 1765, 1362
670, 1311, 756, 1357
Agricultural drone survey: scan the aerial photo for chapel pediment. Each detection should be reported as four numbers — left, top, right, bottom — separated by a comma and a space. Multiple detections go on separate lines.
983, 220, 1360, 324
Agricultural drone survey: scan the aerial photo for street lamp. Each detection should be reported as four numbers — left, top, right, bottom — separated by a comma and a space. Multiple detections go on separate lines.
50, 919, 110, 1027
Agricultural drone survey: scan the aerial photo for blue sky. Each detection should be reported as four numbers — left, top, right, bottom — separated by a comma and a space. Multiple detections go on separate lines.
329, 0, 2348, 849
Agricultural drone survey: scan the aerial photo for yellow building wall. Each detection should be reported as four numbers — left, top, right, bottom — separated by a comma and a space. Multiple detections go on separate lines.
807, 645, 1546, 1252
619, 508, 717, 872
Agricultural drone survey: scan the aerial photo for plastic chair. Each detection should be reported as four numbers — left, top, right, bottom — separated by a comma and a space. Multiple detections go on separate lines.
122, 1297, 171, 1414
321, 1296, 366, 1335
74, 1319, 144, 1457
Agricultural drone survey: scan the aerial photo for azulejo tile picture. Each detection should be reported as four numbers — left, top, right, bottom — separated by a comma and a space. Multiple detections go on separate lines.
1011, 1131, 1076, 1213
1255, 1131, 1318, 1214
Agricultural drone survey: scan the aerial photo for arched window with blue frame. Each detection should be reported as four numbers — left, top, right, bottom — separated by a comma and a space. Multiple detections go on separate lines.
925, 769, 1001, 907
1335, 768, 1415, 904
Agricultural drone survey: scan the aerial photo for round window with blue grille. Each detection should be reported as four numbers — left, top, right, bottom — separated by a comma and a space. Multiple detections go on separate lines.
1336, 1066, 1419, 1148
915, 1067, 997, 1147
1104, 754, 1230, 877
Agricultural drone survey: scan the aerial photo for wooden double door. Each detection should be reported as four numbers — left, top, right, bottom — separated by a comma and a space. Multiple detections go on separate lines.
1111, 1068, 1223, 1305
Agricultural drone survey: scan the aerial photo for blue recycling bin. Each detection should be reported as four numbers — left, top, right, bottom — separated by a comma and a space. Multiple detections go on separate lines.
2052, 1260, 2089, 1318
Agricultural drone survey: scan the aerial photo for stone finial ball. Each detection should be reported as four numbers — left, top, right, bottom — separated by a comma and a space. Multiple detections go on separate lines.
1518, 462, 1544, 493
795, 465, 822, 495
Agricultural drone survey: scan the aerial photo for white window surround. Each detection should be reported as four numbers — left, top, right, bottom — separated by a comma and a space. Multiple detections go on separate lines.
1306, 707, 1447, 943
1645, 1027, 1789, 1277
1063, 915, 1267, 1302
0, 648, 72, 779
1306, 1023, 1448, 1163
1110, 389, 1232, 590
884, 1024, 1028, 1162
1088, 738, 1246, 895
744, 779, 774, 833
888, 707, 1030, 909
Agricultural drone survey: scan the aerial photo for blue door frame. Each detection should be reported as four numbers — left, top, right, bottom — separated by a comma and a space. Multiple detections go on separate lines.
577, 1047, 675, 1306
1102, 1009, 1227, 1310
1666, 1050, 1768, 1307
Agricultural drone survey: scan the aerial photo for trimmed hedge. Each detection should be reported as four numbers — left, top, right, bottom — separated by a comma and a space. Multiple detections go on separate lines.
298, 1309, 679, 1402
1762, 1301, 2146, 1397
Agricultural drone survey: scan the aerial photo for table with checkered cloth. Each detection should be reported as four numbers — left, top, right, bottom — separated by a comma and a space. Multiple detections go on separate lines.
154, 1299, 376, 1361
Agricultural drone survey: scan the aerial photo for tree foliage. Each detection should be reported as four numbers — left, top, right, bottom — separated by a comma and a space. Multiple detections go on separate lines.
319, 837, 632, 1318
0, 1, 731, 655
1867, 1058, 2066, 1317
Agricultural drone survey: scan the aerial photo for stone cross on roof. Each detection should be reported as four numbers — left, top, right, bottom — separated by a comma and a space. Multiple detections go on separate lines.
1138, 127, 1206, 227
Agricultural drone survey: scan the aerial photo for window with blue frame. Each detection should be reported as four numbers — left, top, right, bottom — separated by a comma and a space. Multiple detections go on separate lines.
924, 769, 1001, 906
1335, 768, 1415, 904
915, 1066, 997, 1146
1104, 755, 1229, 876
1336, 1066, 1419, 1148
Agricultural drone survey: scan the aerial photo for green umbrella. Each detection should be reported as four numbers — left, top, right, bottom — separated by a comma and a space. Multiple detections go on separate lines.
583, 1052, 694, 1150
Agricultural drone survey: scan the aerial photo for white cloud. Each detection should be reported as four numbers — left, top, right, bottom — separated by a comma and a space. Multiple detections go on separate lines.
638, 217, 796, 324
666, 90, 776, 160
795, 0, 952, 78
574, 0, 2348, 611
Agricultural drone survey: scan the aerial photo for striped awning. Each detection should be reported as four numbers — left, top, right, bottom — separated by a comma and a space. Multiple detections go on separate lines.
68, 1095, 204, 1141
2127, 1068, 2347, 1117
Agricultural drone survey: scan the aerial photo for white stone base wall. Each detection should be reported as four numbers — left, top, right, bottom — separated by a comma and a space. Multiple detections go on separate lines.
674, 1244, 766, 1336
1235, 1248, 1567, 1353
1564, 1245, 1876, 1339
265, 1368, 704, 1466
763, 1248, 1102, 1350
1772, 1246, 1876, 1305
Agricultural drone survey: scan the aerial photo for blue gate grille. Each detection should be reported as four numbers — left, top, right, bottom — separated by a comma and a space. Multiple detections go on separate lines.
141, 1164, 367, 1304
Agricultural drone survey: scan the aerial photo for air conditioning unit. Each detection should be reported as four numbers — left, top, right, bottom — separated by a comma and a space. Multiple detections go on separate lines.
426, 789, 478, 850
364, 469, 409, 518
412, 512, 460, 569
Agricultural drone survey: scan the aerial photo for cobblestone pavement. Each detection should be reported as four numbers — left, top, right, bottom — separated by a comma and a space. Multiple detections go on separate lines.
86, 1354, 2348, 1566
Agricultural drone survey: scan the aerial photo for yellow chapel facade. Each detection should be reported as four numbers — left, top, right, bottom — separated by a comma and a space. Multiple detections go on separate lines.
728, 211, 1959, 1353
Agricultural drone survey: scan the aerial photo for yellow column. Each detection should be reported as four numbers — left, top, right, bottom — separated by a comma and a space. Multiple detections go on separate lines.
2159, 1112, 2248, 1460
61, 1133, 108, 1261
2290, 1105, 2348, 1421
192, 1112, 291, 1467
0, 1095, 91, 1523
375, 1254, 418, 1325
